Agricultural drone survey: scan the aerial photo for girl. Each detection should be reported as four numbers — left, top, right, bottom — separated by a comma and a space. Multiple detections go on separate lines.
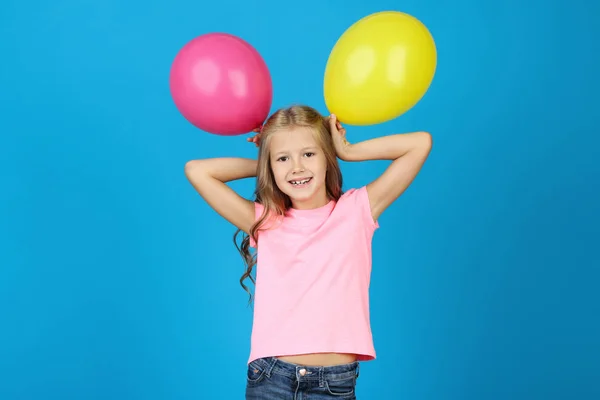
185, 105, 432, 399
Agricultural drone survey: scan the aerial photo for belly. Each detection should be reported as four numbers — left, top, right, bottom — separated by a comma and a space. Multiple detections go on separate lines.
276, 353, 357, 366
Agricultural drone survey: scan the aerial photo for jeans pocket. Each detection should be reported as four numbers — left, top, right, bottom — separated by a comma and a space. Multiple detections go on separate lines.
325, 376, 356, 397
247, 360, 267, 385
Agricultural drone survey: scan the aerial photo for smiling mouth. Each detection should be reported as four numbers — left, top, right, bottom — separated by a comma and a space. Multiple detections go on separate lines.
288, 177, 312, 187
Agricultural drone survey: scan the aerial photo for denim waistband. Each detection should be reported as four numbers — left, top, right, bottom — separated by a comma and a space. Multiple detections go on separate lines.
250, 357, 359, 382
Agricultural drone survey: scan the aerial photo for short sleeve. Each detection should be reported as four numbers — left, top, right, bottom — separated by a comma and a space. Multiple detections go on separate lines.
342, 186, 379, 231
249, 202, 264, 248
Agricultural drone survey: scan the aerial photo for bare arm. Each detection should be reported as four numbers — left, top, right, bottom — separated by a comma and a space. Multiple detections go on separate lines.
328, 114, 432, 220
344, 131, 432, 220
184, 157, 257, 234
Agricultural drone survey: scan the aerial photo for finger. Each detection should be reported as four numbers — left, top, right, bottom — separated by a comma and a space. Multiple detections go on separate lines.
329, 114, 337, 131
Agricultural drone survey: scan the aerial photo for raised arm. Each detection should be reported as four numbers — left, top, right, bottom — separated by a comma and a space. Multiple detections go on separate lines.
184, 157, 257, 234
329, 115, 432, 221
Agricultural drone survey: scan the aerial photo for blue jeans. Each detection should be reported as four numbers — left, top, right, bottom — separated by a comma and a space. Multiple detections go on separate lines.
245, 357, 360, 399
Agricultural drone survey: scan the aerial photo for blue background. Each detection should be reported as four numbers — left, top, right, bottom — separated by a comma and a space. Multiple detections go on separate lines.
1, 0, 598, 398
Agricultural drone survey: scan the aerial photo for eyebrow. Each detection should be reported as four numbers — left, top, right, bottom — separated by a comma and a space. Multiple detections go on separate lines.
272, 147, 318, 157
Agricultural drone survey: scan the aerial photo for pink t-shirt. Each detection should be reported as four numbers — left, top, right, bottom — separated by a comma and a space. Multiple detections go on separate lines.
247, 186, 379, 364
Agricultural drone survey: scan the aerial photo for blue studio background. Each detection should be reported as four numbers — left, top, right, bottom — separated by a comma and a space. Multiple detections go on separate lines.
1, 0, 598, 399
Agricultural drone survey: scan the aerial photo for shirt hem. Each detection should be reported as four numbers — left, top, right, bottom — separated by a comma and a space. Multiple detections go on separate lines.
248, 350, 376, 365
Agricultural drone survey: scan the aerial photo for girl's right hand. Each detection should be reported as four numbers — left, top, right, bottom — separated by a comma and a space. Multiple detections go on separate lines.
247, 127, 262, 147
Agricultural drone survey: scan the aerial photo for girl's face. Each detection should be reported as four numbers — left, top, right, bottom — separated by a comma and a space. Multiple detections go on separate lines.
268, 127, 329, 210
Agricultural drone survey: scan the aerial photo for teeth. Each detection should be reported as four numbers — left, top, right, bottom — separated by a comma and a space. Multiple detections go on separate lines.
290, 178, 310, 185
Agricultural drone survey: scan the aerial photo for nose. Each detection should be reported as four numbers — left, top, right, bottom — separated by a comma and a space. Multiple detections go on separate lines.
291, 158, 305, 173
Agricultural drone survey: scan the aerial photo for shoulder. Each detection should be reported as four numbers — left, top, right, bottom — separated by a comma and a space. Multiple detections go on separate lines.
337, 186, 379, 230
254, 201, 264, 217
338, 186, 370, 209
340, 186, 366, 200
249, 202, 284, 248
253, 202, 281, 224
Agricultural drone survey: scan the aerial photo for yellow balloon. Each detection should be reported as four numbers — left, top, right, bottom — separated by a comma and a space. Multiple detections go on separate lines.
324, 11, 437, 125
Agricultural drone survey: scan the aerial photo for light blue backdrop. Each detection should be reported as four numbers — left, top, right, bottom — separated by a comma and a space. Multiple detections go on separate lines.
1, 0, 598, 399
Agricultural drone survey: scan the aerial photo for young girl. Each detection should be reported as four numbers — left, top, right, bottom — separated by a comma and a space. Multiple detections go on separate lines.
185, 105, 432, 399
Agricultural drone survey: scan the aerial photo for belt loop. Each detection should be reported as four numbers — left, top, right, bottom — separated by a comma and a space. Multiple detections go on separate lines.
265, 357, 277, 378
318, 367, 325, 387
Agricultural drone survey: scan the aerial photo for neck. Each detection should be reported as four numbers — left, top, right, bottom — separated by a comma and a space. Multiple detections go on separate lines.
290, 193, 330, 210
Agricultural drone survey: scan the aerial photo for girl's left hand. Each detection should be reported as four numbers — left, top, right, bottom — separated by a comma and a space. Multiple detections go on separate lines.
328, 114, 352, 160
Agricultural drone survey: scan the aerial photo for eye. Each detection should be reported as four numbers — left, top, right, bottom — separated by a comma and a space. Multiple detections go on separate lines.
304, 152, 315, 157
276, 156, 288, 162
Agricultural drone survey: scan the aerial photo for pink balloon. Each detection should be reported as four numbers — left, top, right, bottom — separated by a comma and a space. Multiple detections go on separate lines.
169, 33, 273, 136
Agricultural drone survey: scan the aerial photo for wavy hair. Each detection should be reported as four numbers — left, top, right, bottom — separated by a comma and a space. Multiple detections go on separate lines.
233, 105, 343, 304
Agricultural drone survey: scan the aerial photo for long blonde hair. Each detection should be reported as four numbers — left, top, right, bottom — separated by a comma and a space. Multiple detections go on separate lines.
234, 105, 343, 304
